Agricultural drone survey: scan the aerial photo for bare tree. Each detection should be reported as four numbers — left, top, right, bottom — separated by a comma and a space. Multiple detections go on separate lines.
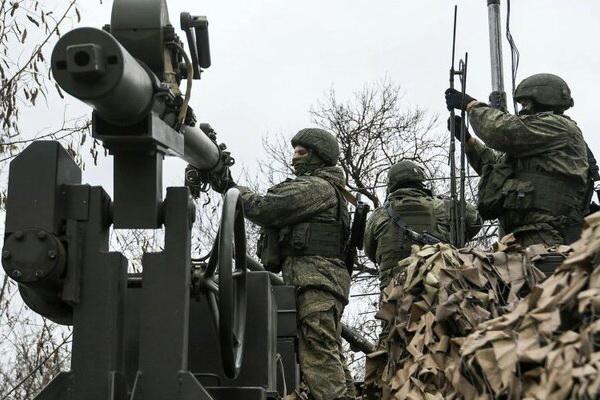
0, 2, 94, 398
199, 79, 497, 380
256, 78, 449, 378
311, 79, 445, 208
1, 0, 81, 136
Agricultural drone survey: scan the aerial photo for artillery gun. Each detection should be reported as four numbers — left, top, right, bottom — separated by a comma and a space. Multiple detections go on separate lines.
1, 1, 373, 399
2, 0, 293, 398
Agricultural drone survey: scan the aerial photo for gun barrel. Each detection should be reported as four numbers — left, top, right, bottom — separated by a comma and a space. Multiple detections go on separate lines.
182, 125, 222, 171
53, 27, 225, 173
52, 27, 155, 126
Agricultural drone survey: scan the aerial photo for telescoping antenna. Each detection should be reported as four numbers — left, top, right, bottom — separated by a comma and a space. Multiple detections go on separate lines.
448, 5, 469, 247
458, 54, 469, 247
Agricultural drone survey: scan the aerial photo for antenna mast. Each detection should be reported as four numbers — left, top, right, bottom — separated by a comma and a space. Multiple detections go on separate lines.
487, 0, 507, 110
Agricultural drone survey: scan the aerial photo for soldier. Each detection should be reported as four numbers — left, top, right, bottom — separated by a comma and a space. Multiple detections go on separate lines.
233, 128, 355, 400
446, 73, 589, 246
363, 160, 480, 397
363, 160, 481, 290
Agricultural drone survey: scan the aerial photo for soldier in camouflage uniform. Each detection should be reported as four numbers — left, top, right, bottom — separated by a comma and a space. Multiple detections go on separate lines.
364, 160, 481, 290
446, 73, 589, 247
235, 128, 355, 400
363, 160, 480, 397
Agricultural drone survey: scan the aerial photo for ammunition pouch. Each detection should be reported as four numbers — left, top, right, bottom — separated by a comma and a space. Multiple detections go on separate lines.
257, 182, 350, 274
257, 228, 282, 273
502, 171, 585, 242
479, 164, 585, 224
257, 222, 347, 273
501, 178, 535, 210
477, 162, 513, 220
508, 172, 582, 216
280, 222, 346, 259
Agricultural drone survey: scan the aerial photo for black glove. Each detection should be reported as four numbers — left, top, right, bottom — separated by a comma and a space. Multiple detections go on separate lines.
210, 168, 236, 194
445, 88, 476, 111
185, 164, 236, 196
447, 116, 472, 142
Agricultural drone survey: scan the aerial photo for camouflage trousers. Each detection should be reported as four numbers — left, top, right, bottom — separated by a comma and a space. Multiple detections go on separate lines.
297, 289, 356, 400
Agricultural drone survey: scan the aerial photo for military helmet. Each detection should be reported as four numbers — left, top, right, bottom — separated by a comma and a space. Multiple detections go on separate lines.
388, 160, 426, 190
291, 128, 340, 166
514, 73, 574, 109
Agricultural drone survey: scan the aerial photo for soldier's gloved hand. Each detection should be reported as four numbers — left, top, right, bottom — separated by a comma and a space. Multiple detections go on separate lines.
210, 168, 237, 194
445, 88, 476, 110
447, 116, 472, 142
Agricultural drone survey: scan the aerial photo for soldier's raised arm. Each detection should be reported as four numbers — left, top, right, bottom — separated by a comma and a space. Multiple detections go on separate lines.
446, 75, 580, 157
445, 74, 589, 247
448, 115, 500, 175
467, 105, 570, 155
236, 180, 337, 228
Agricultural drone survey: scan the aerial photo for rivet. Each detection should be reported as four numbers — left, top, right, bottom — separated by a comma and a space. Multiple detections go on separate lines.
2, 250, 10, 259
37, 231, 47, 240
48, 250, 57, 260
14, 231, 24, 240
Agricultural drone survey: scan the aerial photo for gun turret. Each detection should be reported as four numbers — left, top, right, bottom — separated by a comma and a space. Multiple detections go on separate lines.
1, 2, 377, 399
1, 1, 293, 398
51, 0, 230, 228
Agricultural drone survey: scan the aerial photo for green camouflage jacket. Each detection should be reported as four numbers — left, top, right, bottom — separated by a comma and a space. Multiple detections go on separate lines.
237, 166, 351, 313
466, 105, 589, 244
363, 187, 480, 288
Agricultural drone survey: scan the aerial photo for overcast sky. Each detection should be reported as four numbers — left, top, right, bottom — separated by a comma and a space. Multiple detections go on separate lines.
22, 0, 600, 192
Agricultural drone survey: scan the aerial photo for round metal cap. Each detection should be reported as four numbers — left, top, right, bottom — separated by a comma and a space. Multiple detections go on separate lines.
2, 229, 65, 284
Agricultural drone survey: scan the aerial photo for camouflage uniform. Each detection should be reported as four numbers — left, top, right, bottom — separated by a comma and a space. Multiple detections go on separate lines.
364, 187, 481, 289
237, 128, 355, 400
363, 161, 480, 396
466, 105, 589, 246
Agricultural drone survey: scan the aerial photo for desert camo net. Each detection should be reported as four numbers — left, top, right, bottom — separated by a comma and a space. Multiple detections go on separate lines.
364, 230, 574, 399
453, 213, 600, 400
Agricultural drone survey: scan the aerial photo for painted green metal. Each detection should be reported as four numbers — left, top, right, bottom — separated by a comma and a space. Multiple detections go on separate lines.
2, 1, 375, 399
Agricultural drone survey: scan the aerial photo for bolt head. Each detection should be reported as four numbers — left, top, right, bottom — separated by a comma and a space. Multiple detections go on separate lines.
48, 250, 57, 260
35, 270, 44, 278
13, 231, 24, 240
11, 270, 22, 278
37, 231, 47, 240
2, 250, 10, 259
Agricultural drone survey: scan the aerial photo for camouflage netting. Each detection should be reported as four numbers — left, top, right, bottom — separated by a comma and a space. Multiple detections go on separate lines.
365, 235, 555, 399
454, 213, 600, 400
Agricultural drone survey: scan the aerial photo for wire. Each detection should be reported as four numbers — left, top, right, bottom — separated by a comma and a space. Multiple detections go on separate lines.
169, 42, 194, 128
275, 353, 287, 396
0, 333, 72, 400
506, 0, 520, 114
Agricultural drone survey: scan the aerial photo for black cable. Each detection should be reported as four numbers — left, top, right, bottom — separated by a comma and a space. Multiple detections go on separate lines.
506, 0, 520, 114
0, 333, 72, 400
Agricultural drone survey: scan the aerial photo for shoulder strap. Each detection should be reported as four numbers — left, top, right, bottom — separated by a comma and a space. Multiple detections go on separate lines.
384, 201, 443, 245
319, 179, 347, 223
384, 201, 409, 234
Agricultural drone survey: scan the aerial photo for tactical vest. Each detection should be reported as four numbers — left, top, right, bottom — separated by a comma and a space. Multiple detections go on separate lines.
376, 195, 438, 286
478, 113, 588, 243
257, 183, 350, 273
502, 171, 586, 242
